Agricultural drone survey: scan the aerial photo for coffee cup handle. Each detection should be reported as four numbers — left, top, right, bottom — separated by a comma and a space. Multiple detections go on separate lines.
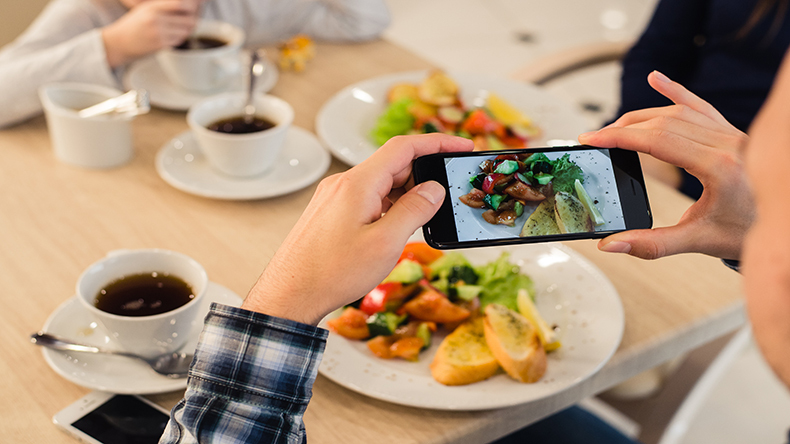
213, 56, 241, 84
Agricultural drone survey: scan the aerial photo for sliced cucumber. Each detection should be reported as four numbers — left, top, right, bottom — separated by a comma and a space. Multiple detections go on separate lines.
367, 312, 406, 337
493, 159, 519, 175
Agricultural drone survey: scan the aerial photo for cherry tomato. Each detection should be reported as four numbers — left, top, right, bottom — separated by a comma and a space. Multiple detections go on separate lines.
359, 282, 419, 315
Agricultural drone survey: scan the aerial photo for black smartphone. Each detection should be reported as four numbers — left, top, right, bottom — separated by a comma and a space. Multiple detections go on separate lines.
53, 391, 170, 444
413, 145, 652, 249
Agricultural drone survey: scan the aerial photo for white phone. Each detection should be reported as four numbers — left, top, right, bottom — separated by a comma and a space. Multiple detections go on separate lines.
53, 391, 170, 444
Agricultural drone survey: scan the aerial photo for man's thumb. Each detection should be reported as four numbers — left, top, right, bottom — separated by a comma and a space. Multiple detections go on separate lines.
378, 181, 446, 240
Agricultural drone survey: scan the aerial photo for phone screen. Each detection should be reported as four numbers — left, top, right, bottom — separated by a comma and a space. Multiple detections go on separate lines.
447, 148, 624, 242
70, 395, 169, 444
414, 146, 651, 249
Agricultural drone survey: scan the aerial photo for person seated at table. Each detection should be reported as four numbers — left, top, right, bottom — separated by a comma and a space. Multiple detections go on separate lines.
158, 63, 790, 442
0, 0, 390, 128
581, 68, 790, 390
613, 0, 790, 199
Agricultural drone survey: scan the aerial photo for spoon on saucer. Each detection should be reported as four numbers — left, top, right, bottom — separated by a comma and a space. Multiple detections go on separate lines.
30, 332, 193, 379
243, 49, 267, 124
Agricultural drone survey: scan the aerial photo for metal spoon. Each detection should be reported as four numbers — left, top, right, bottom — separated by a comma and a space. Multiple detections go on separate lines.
30, 332, 193, 379
243, 49, 267, 124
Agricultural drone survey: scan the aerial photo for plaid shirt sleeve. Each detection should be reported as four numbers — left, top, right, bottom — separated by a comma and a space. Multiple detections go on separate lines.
159, 302, 328, 444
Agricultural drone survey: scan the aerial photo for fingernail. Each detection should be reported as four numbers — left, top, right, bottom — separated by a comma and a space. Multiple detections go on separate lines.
652, 70, 670, 83
416, 181, 445, 205
578, 131, 597, 139
600, 241, 632, 254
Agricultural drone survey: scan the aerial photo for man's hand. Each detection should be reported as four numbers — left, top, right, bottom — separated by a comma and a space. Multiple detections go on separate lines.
102, 0, 201, 68
242, 134, 474, 325
579, 71, 752, 260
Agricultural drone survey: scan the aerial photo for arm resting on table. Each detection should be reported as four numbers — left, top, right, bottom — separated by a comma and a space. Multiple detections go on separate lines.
160, 303, 328, 444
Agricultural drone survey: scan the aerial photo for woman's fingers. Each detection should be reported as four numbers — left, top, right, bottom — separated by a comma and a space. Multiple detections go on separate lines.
598, 224, 699, 260
580, 126, 717, 172
646, 71, 733, 127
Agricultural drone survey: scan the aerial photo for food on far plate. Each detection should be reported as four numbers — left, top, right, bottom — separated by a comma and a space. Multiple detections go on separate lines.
430, 317, 500, 386
459, 151, 604, 235
326, 242, 559, 386
369, 70, 541, 150
483, 304, 547, 383
278, 34, 315, 72
418, 71, 459, 106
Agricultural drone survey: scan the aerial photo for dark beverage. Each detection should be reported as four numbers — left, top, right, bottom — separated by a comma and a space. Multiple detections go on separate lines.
207, 116, 276, 134
95, 273, 195, 317
174, 36, 227, 50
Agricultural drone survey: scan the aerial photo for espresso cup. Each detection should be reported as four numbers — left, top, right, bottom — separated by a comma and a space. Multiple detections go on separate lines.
156, 20, 244, 92
76, 249, 208, 359
187, 92, 294, 177
39, 83, 134, 169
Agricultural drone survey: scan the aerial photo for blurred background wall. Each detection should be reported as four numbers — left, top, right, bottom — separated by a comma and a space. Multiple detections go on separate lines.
0, 0, 50, 47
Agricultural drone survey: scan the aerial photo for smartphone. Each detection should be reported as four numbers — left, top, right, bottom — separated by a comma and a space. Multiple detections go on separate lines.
53, 391, 170, 444
413, 145, 652, 249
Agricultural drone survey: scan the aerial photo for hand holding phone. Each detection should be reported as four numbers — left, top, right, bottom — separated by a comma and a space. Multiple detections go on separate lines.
413, 146, 652, 249
53, 391, 170, 444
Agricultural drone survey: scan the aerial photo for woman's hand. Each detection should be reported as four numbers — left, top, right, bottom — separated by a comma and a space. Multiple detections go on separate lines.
579, 71, 752, 260
242, 134, 474, 325
102, 0, 201, 68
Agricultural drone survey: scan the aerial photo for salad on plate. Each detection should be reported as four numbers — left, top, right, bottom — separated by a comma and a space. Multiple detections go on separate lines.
370, 71, 542, 151
326, 242, 560, 386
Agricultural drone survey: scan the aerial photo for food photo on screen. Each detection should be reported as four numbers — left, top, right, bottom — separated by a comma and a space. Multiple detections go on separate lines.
446, 149, 626, 242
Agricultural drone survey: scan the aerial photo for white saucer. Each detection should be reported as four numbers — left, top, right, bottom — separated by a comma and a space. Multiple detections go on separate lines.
124, 56, 278, 111
155, 126, 331, 200
40, 282, 242, 394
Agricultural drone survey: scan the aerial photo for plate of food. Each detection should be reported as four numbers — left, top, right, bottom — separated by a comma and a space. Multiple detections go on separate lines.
318, 237, 624, 410
315, 70, 590, 166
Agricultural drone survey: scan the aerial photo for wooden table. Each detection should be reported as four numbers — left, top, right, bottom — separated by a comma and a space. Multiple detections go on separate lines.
0, 40, 745, 443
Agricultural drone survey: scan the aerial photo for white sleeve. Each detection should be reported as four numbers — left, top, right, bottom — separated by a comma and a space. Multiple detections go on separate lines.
290, 0, 391, 41
209, 0, 391, 44
0, 0, 119, 128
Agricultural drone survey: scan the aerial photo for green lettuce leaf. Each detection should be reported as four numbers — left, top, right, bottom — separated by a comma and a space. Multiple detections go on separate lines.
370, 98, 415, 146
475, 253, 534, 311
550, 153, 584, 194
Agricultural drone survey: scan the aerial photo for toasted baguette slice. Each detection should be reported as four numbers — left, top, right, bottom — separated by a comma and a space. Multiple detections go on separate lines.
483, 304, 547, 383
430, 318, 500, 386
554, 191, 593, 234
521, 197, 560, 237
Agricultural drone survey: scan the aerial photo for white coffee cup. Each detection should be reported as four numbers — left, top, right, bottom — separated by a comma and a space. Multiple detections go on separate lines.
39, 83, 134, 169
156, 20, 244, 92
76, 249, 208, 359
187, 92, 294, 177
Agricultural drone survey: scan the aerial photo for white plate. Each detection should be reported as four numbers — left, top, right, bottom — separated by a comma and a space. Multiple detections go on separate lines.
315, 70, 590, 166
318, 240, 624, 411
155, 127, 331, 200
447, 149, 625, 242
124, 56, 278, 111
41, 282, 242, 395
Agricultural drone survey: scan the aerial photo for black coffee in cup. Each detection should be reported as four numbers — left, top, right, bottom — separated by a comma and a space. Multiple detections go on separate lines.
207, 116, 276, 134
175, 36, 228, 50
94, 272, 195, 317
